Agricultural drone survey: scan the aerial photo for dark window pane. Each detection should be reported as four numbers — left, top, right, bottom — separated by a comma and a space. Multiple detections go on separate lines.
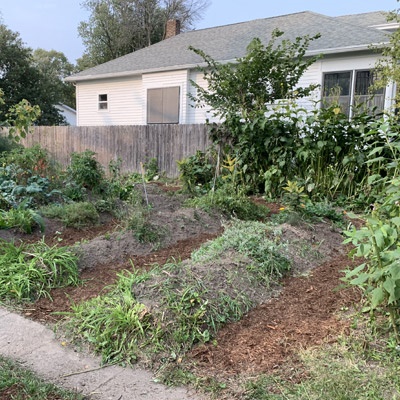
323, 72, 351, 97
99, 94, 107, 102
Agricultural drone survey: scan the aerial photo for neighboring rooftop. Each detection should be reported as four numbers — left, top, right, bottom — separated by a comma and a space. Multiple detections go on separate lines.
67, 11, 390, 82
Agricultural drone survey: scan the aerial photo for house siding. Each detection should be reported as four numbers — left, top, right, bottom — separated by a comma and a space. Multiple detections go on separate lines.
187, 70, 219, 124
76, 76, 143, 126
142, 70, 189, 124
318, 53, 394, 111
75, 54, 393, 126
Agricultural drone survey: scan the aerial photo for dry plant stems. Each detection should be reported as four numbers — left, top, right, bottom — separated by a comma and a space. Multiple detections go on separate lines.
140, 162, 149, 207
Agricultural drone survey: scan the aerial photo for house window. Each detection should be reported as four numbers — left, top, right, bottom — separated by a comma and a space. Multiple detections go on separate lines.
322, 70, 384, 117
98, 94, 108, 110
147, 87, 180, 124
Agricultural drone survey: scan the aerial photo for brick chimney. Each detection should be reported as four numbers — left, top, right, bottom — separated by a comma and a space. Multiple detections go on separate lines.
165, 19, 181, 39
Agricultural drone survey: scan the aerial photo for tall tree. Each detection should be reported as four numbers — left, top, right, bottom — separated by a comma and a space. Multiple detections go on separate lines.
77, 0, 210, 68
0, 24, 68, 125
32, 49, 76, 109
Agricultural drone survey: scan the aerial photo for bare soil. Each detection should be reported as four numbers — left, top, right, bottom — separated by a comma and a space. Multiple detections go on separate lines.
1, 183, 361, 396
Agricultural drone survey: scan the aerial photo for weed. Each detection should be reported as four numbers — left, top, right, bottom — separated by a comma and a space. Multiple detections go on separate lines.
192, 219, 290, 284
0, 239, 80, 301
186, 183, 270, 221
0, 355, 84, 399
0, 203, 44, 233
40, 202, 99, 229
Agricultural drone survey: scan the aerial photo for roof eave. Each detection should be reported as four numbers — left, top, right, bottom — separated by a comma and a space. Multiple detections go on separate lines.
306, 42, 388, 56
65, 63, 205, 82
66, 42, 388, 83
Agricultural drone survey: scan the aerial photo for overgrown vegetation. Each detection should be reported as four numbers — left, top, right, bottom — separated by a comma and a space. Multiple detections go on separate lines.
3, 15, 400, 399
0, 239, 79, 301
63, 220, 290, 370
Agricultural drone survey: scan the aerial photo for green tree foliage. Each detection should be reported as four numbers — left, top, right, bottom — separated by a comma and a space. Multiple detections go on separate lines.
32, 49, 76, 109
189, 30, 321, 191
190, 30, 320, 120
374, 2, 400, 106
0, 24, 72, 125
77, 0, 210, 68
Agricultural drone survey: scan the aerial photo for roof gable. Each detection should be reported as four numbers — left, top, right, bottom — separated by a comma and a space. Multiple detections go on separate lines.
68, 11, 390, 82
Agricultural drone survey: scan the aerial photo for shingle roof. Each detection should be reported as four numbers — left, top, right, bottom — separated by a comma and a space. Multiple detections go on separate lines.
335, 11, 390, 28
67, 11, 390, 82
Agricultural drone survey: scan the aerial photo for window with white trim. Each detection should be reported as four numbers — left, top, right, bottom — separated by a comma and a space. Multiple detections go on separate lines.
147, 87, 180, 124
98, 94, 108, 110
322, 70, 385, 117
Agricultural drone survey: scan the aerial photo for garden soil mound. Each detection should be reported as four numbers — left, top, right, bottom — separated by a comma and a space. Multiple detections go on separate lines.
2, 183, 360, 394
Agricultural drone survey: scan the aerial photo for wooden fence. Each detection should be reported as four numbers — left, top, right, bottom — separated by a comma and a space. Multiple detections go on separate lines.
14, 124, 210, 177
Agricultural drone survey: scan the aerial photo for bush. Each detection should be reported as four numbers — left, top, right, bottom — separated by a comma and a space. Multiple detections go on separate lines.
67, 150, 105, 192
177, 149, 215, 194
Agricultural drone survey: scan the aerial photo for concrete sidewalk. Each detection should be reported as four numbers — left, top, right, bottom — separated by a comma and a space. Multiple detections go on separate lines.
0, 307, 201, 400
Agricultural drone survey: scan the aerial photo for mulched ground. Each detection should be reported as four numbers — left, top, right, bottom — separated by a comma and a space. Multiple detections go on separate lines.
2, 190, 362, 392
190, 254, 360, 380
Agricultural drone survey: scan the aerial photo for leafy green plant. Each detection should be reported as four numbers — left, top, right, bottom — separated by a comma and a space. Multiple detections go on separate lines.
0, 163, 62, 209
343, 179, 400, 341
186, 182, 270, 221
143, 157, 159, 181
0, 239, 80, 301
177, 149, 215, 194
67, 150, 105, 192
282, 180, 308, 210
0, 203, 44, 233
40, 201, 99, 229
0, 145, 56, 179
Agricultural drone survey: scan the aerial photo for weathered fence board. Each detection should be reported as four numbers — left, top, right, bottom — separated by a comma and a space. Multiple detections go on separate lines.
6, 124, 210, 177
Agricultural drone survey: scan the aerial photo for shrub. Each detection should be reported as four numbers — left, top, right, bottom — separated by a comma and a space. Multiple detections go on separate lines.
177, 149, 215, 194
67, 150, 105, 192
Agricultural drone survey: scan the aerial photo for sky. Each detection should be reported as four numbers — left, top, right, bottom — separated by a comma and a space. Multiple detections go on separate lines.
0, 0, 399, 64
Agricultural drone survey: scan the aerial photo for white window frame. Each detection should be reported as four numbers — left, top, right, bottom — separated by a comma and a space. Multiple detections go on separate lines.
147, 86, 180, 124
322, 69, 385, 117
98, 93, 108, 110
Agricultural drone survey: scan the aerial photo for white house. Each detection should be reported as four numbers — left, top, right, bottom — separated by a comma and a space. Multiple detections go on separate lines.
55, 104, 77, 126
66, 11, 395, 126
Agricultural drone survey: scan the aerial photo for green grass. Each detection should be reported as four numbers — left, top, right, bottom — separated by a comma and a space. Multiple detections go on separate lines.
0, 239, 80, 301
243, 336, 400, 400
0, 355, 85, 399
40, 202, 99, 229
